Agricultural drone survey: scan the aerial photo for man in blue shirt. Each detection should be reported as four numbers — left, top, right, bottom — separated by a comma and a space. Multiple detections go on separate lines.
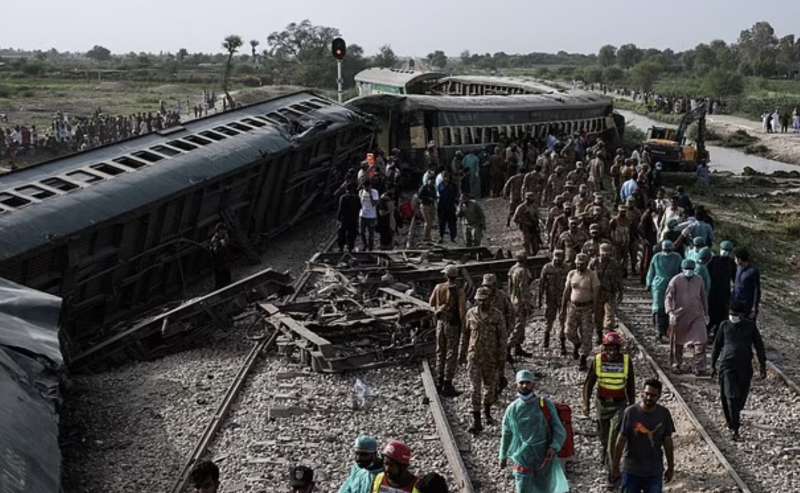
733, 248, 761, 321
619, 177, 639, 203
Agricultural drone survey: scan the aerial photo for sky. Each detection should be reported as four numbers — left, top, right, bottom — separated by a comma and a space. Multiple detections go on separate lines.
1, 0, 799, 57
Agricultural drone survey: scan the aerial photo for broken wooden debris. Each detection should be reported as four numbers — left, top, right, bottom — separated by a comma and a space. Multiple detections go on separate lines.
71, 268, 293, 370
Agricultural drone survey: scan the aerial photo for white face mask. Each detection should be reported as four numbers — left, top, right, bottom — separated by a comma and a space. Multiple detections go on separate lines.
729, 315, 741, 323
683, 269, 695, 278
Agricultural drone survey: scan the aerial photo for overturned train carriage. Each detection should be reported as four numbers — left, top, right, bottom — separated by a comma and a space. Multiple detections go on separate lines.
0, 91, 376, 359
347, 91, 624, 169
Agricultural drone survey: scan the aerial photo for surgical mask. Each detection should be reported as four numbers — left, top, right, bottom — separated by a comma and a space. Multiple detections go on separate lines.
721, 250, 732, 257
683, 269, 695, 278
729, 315, 741, 323
518, 392, 536, 402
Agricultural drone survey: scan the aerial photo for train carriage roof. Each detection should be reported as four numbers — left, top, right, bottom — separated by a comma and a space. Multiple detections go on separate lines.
431, 75, 571, 94
354, 68, 445, 88
347, 91, 612, 113
0, 91, 374, 262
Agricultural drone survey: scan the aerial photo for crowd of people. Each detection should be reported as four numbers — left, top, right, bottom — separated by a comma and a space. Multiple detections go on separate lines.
761, 108, 800, 133
199, 128, 768, 493
0, 105, 181, 169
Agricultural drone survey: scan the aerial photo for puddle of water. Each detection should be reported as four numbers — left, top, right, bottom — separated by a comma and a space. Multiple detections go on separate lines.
617, 109, 798, 174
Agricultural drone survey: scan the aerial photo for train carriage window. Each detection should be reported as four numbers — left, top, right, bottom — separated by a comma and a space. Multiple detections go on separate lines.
41, 177, 79, 192
266, 112, 289, 124
66, 170, 104, 184
289, 104, 311, 114
199, 130, 226, 141
278, 108, 303, 119
184, 135, 212, 146
113, 156, 148, 169
150, 144, 182, 156
440, 128, 451, 146
15, 185, 55, 200
168, 139, 199, 151
303, 101, 322, 110
213, 126, 240, 137
132, 150, 164, 163
310, 98, 332, 106
491, 127, 500, 143
464, 127, 474, 145
241, 118, 266, 127
0, 192, 32, 208
92, 162, 127, 175
452, 128, 462, 146
227, 122, 253, 132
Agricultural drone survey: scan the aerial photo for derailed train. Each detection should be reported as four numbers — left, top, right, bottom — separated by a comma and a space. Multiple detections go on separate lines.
0, 91, 375, 357
0, 79, 622, 363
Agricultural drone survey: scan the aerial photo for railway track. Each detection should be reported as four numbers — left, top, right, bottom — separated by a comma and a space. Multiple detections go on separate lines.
617, 279, 800, 493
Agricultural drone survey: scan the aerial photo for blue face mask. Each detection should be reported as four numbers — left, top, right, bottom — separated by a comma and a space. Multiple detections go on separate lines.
683, 269, 695, 278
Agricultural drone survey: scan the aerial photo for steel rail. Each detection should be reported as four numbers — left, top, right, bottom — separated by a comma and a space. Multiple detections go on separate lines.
766, 360, 800, 397
615, 318, 754, 493
420, 360, 476, 493
169, 329, 279, 493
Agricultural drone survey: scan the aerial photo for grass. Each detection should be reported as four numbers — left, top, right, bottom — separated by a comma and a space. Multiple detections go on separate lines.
613, 99, 684, 125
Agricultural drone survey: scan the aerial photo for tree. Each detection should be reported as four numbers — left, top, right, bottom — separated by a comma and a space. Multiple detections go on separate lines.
249, 39, 260, 59
629, 60, 663, 91
598, 45, 616, 67
702, 69, 744, 97
460, 50, 471, 65
426, 50, 448, 69
221, 34, 243, 107
616, 43, 642, 69
738, 21, 778, 76
693, 43, 717, 71
602, 66, 626, 84
372, 45, 398, 68
580, 65, 603, 84
177, 48, 188, 63
86, 45, 111, 61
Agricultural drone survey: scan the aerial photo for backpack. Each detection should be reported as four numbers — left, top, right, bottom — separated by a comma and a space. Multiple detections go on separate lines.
539, 397, 575, 458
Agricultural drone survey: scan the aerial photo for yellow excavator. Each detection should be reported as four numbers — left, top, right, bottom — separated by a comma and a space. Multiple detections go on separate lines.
643, 103, 708, 171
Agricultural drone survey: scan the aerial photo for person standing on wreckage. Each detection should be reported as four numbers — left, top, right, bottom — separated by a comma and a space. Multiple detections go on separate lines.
429, 265, 466, 397
499, 369, 570, 493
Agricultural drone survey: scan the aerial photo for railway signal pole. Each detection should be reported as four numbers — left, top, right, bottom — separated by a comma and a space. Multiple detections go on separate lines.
332, 37, 347, 103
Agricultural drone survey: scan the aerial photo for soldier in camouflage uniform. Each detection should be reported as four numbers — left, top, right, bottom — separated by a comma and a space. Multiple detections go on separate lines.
624, 197, 642, 274
609, 205, 632, 276
557, 217, 589, 268
429, 265, 466, 397
461, 286, 505, 435
539, 249, 569, 353
546, 194, 567, 239
572, 183, 592, 215
521, 166, 544, 199
507, 251, 534, 357
512, 192, 542, 256
566, 162, 587, 187
457, 193, 486, 247
549, 201, 573, 252
561, 253, 600, 370
543, 165, 565, 205
588, 150, 605, 192
589, 243, 624, 345
582, 223, 612, 258
502, 168, 524, 228
481, 273, 514, 369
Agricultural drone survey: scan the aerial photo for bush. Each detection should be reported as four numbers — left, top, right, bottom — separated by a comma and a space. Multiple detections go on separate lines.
0, 85, 12, 98
623, 126, 646, 151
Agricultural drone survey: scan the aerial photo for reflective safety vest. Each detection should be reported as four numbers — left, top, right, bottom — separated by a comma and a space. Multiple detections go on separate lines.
371, 472, 420, 493
595, 353, 629, 400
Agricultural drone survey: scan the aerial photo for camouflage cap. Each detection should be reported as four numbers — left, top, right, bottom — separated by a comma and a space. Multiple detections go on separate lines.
442, 265, 459, 278
575, 253, 590, 264
589, 223, 601, 231
692, 236, 706, 247
720, 240, 734, 251
553, 249, 565, 258
599, 243, 613, 253
481, 273, 497, 286
475, 286, 491, 300
568, 217, 580, 225
514, 250, 527, 261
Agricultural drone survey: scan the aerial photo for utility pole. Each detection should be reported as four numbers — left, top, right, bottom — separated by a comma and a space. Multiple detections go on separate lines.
332, 37, 347, 103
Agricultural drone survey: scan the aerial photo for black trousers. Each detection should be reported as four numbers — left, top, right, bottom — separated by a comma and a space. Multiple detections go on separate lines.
654, 310, 669, 337
338, 222, 357, 252
720, 368, 752, 432
437, 207, 457, 241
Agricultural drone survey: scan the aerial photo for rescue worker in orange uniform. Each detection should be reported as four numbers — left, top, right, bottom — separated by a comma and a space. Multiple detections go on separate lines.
371, 441, 420, 493
582, 331, 636, 481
